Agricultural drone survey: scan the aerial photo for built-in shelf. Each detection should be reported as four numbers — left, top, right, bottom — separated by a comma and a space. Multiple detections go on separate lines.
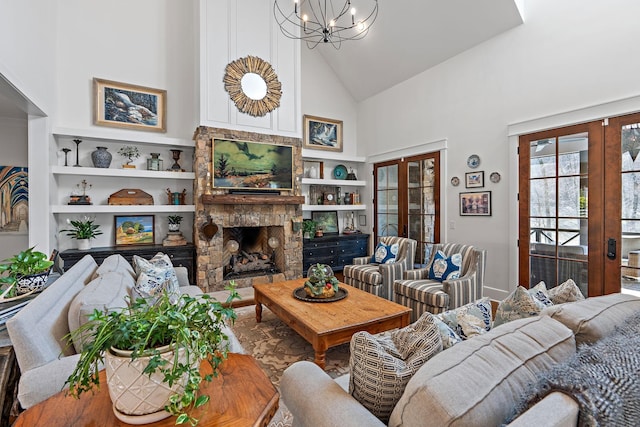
51, 165, 195, 179
52, 205, 196, 214
302, 204, 366, 212
201, 194, 305, 205
301, 178, 366, 186
53, 127, 195, 148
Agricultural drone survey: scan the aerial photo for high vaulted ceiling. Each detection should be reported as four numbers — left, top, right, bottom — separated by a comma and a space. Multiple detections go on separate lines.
314, 0, 524, 101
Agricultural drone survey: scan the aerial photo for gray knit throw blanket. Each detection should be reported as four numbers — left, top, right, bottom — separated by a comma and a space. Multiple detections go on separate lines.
509, 312, 640, 427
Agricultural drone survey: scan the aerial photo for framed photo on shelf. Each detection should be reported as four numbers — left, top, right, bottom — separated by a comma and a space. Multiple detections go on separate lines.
311, 211, 339, 235
465, 171, 484, 188
93, 78, 167, 132
114, 215, 155, 245
303, 115, 343, 152
303, 160, 324, 179
459, 191, 491, 216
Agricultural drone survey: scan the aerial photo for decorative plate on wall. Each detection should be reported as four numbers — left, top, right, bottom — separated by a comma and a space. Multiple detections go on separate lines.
467, 154, 480, 169
451, 176, 460, 186
333, 164, 348, 180
490, 172, 501, 183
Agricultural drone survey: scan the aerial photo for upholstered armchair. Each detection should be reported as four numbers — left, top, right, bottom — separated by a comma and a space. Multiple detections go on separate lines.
343, 236, 417, 301
394, 243, 486, 321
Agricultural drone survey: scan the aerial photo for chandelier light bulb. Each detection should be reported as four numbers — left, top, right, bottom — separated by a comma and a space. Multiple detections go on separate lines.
329, 19, 335, 27
357, 21, 365, 31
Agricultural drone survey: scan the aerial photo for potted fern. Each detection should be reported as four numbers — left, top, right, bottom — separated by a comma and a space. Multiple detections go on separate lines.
0, 247, 54, 296
65, 285, 239, 425
60, 216, 103, 250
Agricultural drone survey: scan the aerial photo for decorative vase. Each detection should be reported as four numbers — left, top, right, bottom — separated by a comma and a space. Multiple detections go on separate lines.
91, 146, 112, 168
77, 239, 91, 251
16, 271, 50, 294
168, 223, 180, 232
106, 345, 190, 424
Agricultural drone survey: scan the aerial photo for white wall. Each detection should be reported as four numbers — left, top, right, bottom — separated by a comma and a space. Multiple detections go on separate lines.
355, 0, 640, 298
0, 118, 29, 260
55, 0, 197, 139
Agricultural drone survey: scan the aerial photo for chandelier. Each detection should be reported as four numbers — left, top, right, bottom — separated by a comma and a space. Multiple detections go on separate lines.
274, 0, 378, 49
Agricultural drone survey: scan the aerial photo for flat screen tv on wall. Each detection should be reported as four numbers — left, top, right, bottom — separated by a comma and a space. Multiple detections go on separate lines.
212, 138, 293, 191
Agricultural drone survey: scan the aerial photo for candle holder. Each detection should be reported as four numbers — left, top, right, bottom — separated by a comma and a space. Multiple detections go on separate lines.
73, 139, 82, 167
62, 148, 72, 166
169, 149, 183, 171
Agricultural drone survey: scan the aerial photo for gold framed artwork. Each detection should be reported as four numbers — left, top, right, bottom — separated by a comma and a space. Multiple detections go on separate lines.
303, 115, 343, 152
93, 78, 167, 132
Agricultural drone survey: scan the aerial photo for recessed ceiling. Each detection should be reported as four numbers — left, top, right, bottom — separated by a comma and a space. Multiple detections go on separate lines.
315, 0, 524, 101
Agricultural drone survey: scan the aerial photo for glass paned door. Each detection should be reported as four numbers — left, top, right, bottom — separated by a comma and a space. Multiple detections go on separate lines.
374, 153, 440, 267
519, 121, 604, 297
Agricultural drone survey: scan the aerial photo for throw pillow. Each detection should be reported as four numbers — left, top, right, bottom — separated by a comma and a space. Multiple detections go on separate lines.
529, 281, 554, 307
132, 253, 180, 303
436, 297, 492, 339
548, 278, 585, 304
428, 250, 462, 282
68, 271, 135, 353
432, 315, 462, 349
349, 313, 442, 422
371, 242, 399, 264
493, 286, 546, 328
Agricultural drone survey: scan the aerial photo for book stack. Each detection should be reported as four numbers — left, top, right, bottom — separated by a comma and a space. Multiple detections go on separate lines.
0, 296, 36, 332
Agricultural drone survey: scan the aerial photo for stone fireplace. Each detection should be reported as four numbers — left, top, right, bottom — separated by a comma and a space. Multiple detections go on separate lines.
193, 127, 304, 292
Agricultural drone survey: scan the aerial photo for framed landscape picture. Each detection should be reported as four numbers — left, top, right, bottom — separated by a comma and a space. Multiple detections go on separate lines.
114, 215, 155, 245
459, 191, 491, 216
94, 78, 167, 132
465, 171, 484, 188
303, 115, 343, 152
212, 138, 293, 190
311, 211, 339, 235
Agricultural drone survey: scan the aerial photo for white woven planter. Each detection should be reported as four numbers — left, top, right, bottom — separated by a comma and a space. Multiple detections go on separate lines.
105, 345, 189, 424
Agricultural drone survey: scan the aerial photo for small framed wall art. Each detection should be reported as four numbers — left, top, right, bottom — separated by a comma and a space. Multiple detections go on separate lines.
311, 211, 339, 235
303, 115, 343, 152
114, 215, 155, 245
94, 78, 167, 132
459, 191, 492, 216
465, 171, 484, 188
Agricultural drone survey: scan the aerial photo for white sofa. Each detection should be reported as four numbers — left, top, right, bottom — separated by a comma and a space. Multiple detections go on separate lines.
281, 293, 640, 426
7, 254, 243, 409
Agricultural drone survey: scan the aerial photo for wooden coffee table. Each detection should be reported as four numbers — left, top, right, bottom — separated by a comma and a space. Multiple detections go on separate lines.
254, 278, 412, 369
13, 353, 279, 427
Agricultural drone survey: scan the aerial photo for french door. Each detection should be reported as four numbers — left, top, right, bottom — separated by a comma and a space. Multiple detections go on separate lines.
374, 152, 440, 267
519, 112, 640, 296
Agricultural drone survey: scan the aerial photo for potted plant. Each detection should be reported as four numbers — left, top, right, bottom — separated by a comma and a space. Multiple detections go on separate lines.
167, 215, 183, 232
65, 286, 240, 425
60, 216, 103, 250
118, 145, 140, 168
302, 219, 317, 239
0, 247, 54, 296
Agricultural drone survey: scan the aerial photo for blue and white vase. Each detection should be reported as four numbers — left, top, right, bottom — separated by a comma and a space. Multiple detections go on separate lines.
91, 146, 112, 168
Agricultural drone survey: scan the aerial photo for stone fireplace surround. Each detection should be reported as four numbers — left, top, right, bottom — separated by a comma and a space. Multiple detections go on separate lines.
193, 127, 304, 292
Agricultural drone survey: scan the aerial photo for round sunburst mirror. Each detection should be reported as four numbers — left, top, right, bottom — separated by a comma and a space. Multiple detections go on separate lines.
223, 56, 282, 117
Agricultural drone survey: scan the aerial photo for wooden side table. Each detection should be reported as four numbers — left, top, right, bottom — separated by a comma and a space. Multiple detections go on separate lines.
13, 353, 279, 427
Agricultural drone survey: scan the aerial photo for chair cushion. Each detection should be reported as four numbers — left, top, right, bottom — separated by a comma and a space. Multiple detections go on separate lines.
349, 312, 442, 422
493, 286, 547, 328
436, 297, 492, 340
132, 253, 181, 303
393, 279, 448, 307
343, 264, 383, 285
428, 250, 461, 282
371, 242, 399, 264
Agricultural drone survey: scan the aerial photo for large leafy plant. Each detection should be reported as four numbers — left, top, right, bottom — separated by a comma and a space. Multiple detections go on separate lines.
0, 247, 54, 296
60, 216, 103, 239
65, 285, 239, 425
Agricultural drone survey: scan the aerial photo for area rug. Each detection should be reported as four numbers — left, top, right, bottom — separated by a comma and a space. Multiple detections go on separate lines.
229, 305, 351, 427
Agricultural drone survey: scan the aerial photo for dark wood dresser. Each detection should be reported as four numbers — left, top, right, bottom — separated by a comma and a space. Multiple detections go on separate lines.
303, 234, 370, 276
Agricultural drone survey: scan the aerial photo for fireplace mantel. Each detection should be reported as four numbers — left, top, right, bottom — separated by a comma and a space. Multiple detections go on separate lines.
201, 194, 305, 205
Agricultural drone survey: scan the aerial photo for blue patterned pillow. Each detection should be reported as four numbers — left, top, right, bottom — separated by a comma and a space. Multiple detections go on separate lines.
132, 253, 181, 304
371, 242, 399, 264
437, 297, 492, 340
428, 250, 462, 282
493, 286, 547, 328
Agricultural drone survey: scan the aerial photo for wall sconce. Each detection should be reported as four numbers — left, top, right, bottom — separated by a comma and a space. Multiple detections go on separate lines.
292, 219, 302, 233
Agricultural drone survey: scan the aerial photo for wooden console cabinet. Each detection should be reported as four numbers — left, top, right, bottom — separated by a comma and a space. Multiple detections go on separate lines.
303, 234, 369, 275
60, 244, 197, 284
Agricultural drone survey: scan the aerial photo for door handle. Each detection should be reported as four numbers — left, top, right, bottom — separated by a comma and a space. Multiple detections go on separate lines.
607, 238, 616, 260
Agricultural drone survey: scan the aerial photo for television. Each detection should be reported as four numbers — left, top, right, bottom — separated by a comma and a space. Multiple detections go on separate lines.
212, 138, 293, 191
